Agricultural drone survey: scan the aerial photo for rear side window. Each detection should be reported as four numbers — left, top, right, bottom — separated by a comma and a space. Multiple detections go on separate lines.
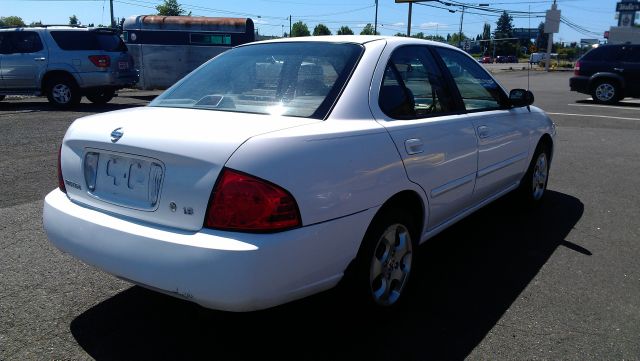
582, 46, 624, 61
435, 47, 504, 112
50, 31, 127, 51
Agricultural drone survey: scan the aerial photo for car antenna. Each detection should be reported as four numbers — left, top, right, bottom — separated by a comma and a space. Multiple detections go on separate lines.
527, 4, 531, 112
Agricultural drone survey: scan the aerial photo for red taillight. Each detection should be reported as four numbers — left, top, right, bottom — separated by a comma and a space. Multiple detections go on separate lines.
205, 168, 301, 232
89, 55, 110, 68
574, 60, 581, 76
58, 145, 66, 193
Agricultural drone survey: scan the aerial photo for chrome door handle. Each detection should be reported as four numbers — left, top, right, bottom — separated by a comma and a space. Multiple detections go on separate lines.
405, 138, 424, 155
477, 126, 490, 139
614, 68, 624, 72
34, 57, 46, 61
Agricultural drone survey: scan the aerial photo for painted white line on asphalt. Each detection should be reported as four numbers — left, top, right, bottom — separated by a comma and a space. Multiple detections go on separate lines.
547, 112, 640, 121
568, 103, 640, 111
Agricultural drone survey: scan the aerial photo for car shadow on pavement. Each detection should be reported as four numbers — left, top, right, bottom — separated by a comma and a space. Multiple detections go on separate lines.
70, 190, 584, 360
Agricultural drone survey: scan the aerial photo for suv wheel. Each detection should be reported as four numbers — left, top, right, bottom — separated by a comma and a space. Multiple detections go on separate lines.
46, 76, 81, 108
0, 95, 5, 101
86, 89, 115, 104
592, 80, 621, 104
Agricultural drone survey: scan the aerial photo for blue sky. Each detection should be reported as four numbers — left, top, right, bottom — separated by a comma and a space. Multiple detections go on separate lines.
4, 0, 619, 43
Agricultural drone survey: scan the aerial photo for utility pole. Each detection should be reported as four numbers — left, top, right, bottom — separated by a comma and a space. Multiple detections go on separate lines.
282, 24, 284, 38
110, 0, 115, 28
407, 2, 412, 36
289, 15, 292, 37
458, 5, 465, 48
374, 0, 379, 35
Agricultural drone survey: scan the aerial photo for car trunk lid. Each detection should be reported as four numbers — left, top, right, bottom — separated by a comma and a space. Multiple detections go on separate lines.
60, 106, 318, 231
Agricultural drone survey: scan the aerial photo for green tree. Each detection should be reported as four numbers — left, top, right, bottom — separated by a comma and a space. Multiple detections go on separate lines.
482, 23, 491, 40
156, 0, 189, 16
412, 32, 425, 39
29, 20, 43, 27
313, 23, 332, 36
360, 23, 379, 35
291, 21, 310, 37
337, 26, 354, 35
495, 11, 515, 55
0, 16, 26, 27
495, 11, 514, 37
449, 32, 467, 46
69, 15, 80, 25
534, 22, 548, 51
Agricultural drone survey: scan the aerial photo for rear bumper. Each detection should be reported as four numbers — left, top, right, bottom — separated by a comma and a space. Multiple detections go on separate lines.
43, 189, 374, 311
570, 76, 590, 94
77, 70, 139, 89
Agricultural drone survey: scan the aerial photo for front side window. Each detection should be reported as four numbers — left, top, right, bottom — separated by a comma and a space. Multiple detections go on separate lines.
379, 46, 453, 119
435, 47, 504, 111
150, 42, 363, 119
5, 32, 43, 54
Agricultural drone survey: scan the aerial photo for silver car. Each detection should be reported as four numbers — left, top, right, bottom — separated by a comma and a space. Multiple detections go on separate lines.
0, 26, 138, 108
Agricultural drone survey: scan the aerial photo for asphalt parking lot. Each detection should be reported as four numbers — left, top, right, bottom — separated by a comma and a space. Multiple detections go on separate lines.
1, 70, 639, 360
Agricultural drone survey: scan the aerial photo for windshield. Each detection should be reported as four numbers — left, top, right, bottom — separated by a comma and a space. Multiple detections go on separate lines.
150, 42, 363, 119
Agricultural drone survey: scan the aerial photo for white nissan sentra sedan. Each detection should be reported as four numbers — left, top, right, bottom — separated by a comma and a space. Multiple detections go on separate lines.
44, 36, 556, 311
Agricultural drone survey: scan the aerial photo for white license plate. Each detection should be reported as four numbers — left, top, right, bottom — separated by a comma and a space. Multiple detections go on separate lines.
88, 152, 163, 210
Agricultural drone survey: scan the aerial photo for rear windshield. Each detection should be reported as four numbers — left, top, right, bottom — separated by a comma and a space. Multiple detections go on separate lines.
50, 31, 127, 52
150, 42, 363, 119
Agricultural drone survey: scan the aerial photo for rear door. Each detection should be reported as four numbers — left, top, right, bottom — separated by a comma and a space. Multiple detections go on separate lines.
372, 45, 478, 230
1, 31, 47, 89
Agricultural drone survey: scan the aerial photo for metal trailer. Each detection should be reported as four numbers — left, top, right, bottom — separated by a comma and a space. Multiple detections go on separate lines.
122, 15, 255, 90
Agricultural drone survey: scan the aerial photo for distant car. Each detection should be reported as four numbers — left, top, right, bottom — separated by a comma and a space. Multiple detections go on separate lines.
529, 52, 546, 64
570, 44, 640, 104
0, 26, 138, 108
495, 55, 506, 63
481, 56, 493, 63
507, 55, 518, 63
44, 36, 556, 312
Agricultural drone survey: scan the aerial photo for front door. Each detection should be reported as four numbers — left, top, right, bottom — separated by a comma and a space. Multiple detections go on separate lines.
622, 45, 640, 97
372, 45, 477, 230
433, 47, 531, 203
1, 31, 47, 90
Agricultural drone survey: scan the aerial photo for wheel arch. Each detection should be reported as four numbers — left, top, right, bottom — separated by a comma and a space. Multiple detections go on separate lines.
41, 70, 79, 90
538, 133, 554, 164
589, 73, 625, 91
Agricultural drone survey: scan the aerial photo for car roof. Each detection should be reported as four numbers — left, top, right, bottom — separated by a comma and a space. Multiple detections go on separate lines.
244, 35, 461, 50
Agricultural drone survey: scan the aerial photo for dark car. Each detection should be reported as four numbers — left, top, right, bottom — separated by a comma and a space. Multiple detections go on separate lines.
570, 44, 640, 104
507, 55, 518, 63
495, 55, 507, 63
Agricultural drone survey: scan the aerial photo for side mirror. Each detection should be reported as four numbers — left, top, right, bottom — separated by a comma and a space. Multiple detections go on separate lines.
509, 89, 534, 107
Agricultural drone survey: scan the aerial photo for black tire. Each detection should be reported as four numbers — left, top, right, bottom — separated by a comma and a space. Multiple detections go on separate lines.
591, 79, 621, 104
347, 208, 418, 308
46, 76, 81, 109
85, 88, 115, 104
517, 142, 551, 206
0, 95, 5, 101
